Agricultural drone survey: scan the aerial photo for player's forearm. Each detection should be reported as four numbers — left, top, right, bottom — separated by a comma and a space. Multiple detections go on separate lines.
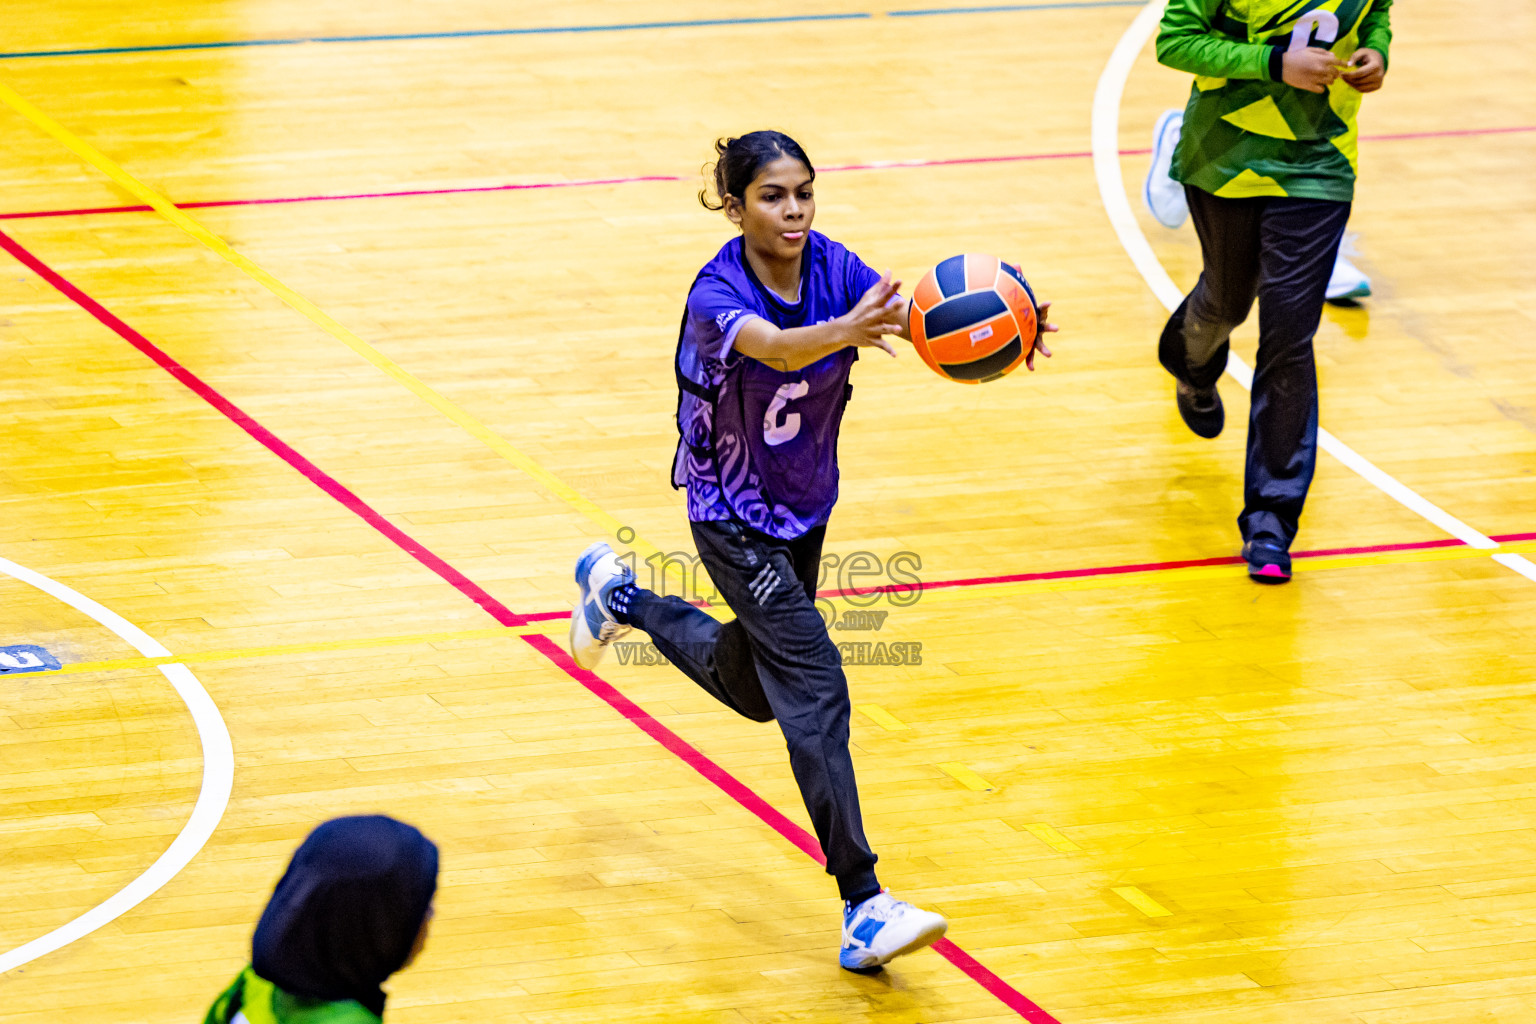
1358, 0, 1392, 69
741, 321, 852, 373
1156, 0, 1282, 82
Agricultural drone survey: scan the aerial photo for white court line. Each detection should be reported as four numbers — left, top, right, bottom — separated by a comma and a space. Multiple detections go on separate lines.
1091, 0, 1536, 579
0, 555, 233, 974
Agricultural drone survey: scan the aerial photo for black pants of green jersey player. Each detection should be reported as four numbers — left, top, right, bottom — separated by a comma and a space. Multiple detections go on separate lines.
1159, 185, 1351, 549
624, 518, 880, 902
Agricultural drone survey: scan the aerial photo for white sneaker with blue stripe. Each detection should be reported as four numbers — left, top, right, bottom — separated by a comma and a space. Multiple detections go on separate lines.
839, 891, 947, 970
569, 541, 635, 670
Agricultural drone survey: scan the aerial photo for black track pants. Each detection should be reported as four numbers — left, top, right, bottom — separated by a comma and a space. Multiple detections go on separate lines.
1159, 185, 1350, 546
627, 519, 879, 901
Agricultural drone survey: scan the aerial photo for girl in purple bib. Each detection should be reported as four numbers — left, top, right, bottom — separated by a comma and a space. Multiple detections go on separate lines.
568, 131, 1052, 971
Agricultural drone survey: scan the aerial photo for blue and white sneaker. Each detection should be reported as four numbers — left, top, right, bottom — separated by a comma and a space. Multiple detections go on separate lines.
569, 542, 635, 670
839, 891, 947, 970
1144, 109, 1189, 229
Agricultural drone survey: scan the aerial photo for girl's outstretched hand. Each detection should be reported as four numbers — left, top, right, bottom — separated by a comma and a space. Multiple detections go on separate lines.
1028, 300, 1057, 371
839, 271, 904, 356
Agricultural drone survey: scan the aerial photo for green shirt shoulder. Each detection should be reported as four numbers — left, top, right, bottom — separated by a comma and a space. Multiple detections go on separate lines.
205, 967, 383, 1024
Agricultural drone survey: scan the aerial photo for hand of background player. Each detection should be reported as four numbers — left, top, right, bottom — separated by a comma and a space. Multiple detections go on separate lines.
1340, 48, 1386, 92
1028, 300, 1057, 371
1282, 47, 1342, 93
838, 272, 904, 357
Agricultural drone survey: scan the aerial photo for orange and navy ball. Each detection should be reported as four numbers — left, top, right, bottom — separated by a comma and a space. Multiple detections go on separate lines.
908, 254, 1039, 384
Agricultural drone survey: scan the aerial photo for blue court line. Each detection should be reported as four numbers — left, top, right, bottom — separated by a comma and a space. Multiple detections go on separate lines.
0, 12, 870, 61
889, 1, 1142, 15
0, 3, 1144, 61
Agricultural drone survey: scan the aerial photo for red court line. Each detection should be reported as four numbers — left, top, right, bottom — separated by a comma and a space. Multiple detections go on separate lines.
526, 633, 826, 865
520, 609, 574, 623
523, 634, 1061, 1023
519, 532, 1536, 619
1361, 125, 1536, 143
0, 228, 1056, 1022
820, 149, 1096, 172
0, 228, 524, 630
829, 534, 1531, 598
6, 124, 1530, 222
0, 175, 686, 221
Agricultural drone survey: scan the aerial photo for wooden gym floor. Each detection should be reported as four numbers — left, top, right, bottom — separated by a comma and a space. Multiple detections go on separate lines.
1, 1, 1534, 1021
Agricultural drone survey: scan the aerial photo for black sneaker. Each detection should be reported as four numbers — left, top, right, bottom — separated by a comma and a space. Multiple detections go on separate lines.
1175, 381, 1223, 438
1242, 540, 1291, 583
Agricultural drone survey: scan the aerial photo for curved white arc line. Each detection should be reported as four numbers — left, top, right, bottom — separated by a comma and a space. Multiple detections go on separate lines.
1092, 2, 1511, 558
0, 555, 233, 974
1092, 0, 1184, 313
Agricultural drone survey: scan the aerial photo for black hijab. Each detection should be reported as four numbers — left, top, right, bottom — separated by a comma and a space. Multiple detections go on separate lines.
252, 815, 438, 1018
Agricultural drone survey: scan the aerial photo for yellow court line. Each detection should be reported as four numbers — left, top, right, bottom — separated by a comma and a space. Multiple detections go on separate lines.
0, 80, 683, 581
1296, 539, 1536, 572
34, 623, 560, 677
1112, 886, 1173, 918
32, 537, 1536, 677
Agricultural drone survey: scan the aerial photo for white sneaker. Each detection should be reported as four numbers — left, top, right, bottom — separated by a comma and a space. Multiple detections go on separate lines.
839, 891, 947, 970
1325, 252, 1371, 302
1144, 109, 1189, 229
568, 542, 634, 669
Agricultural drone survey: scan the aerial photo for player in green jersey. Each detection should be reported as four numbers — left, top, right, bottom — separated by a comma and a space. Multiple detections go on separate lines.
204, 816, 437, 1024
1153, 0, 1392, 582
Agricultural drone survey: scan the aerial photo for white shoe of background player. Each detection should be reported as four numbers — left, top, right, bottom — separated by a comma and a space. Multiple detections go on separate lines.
1326, 252, 1372, 302
1144, 109, 1189, 229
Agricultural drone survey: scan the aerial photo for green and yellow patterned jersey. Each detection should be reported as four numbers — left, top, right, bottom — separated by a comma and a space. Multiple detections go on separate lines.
1157, 0, 1393, 201
205, 967, 382, 1024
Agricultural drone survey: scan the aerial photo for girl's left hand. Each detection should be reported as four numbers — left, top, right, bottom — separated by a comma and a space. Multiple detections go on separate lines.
1340, 48, 1386, 92
1028, 300, 1058, 371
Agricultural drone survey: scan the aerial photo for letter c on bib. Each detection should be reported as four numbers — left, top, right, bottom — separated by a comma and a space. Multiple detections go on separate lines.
1288, 9, 1340, 50
763, 380, 810, 446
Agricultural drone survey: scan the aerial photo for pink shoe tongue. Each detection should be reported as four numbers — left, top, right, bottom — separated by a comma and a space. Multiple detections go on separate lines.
1255, 564, 1288, 578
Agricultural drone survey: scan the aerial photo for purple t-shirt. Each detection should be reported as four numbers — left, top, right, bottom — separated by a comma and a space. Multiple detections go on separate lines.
671, 231, 883, 540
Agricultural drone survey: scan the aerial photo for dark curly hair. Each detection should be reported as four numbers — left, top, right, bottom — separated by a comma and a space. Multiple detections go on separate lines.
699, 131, 815, 211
